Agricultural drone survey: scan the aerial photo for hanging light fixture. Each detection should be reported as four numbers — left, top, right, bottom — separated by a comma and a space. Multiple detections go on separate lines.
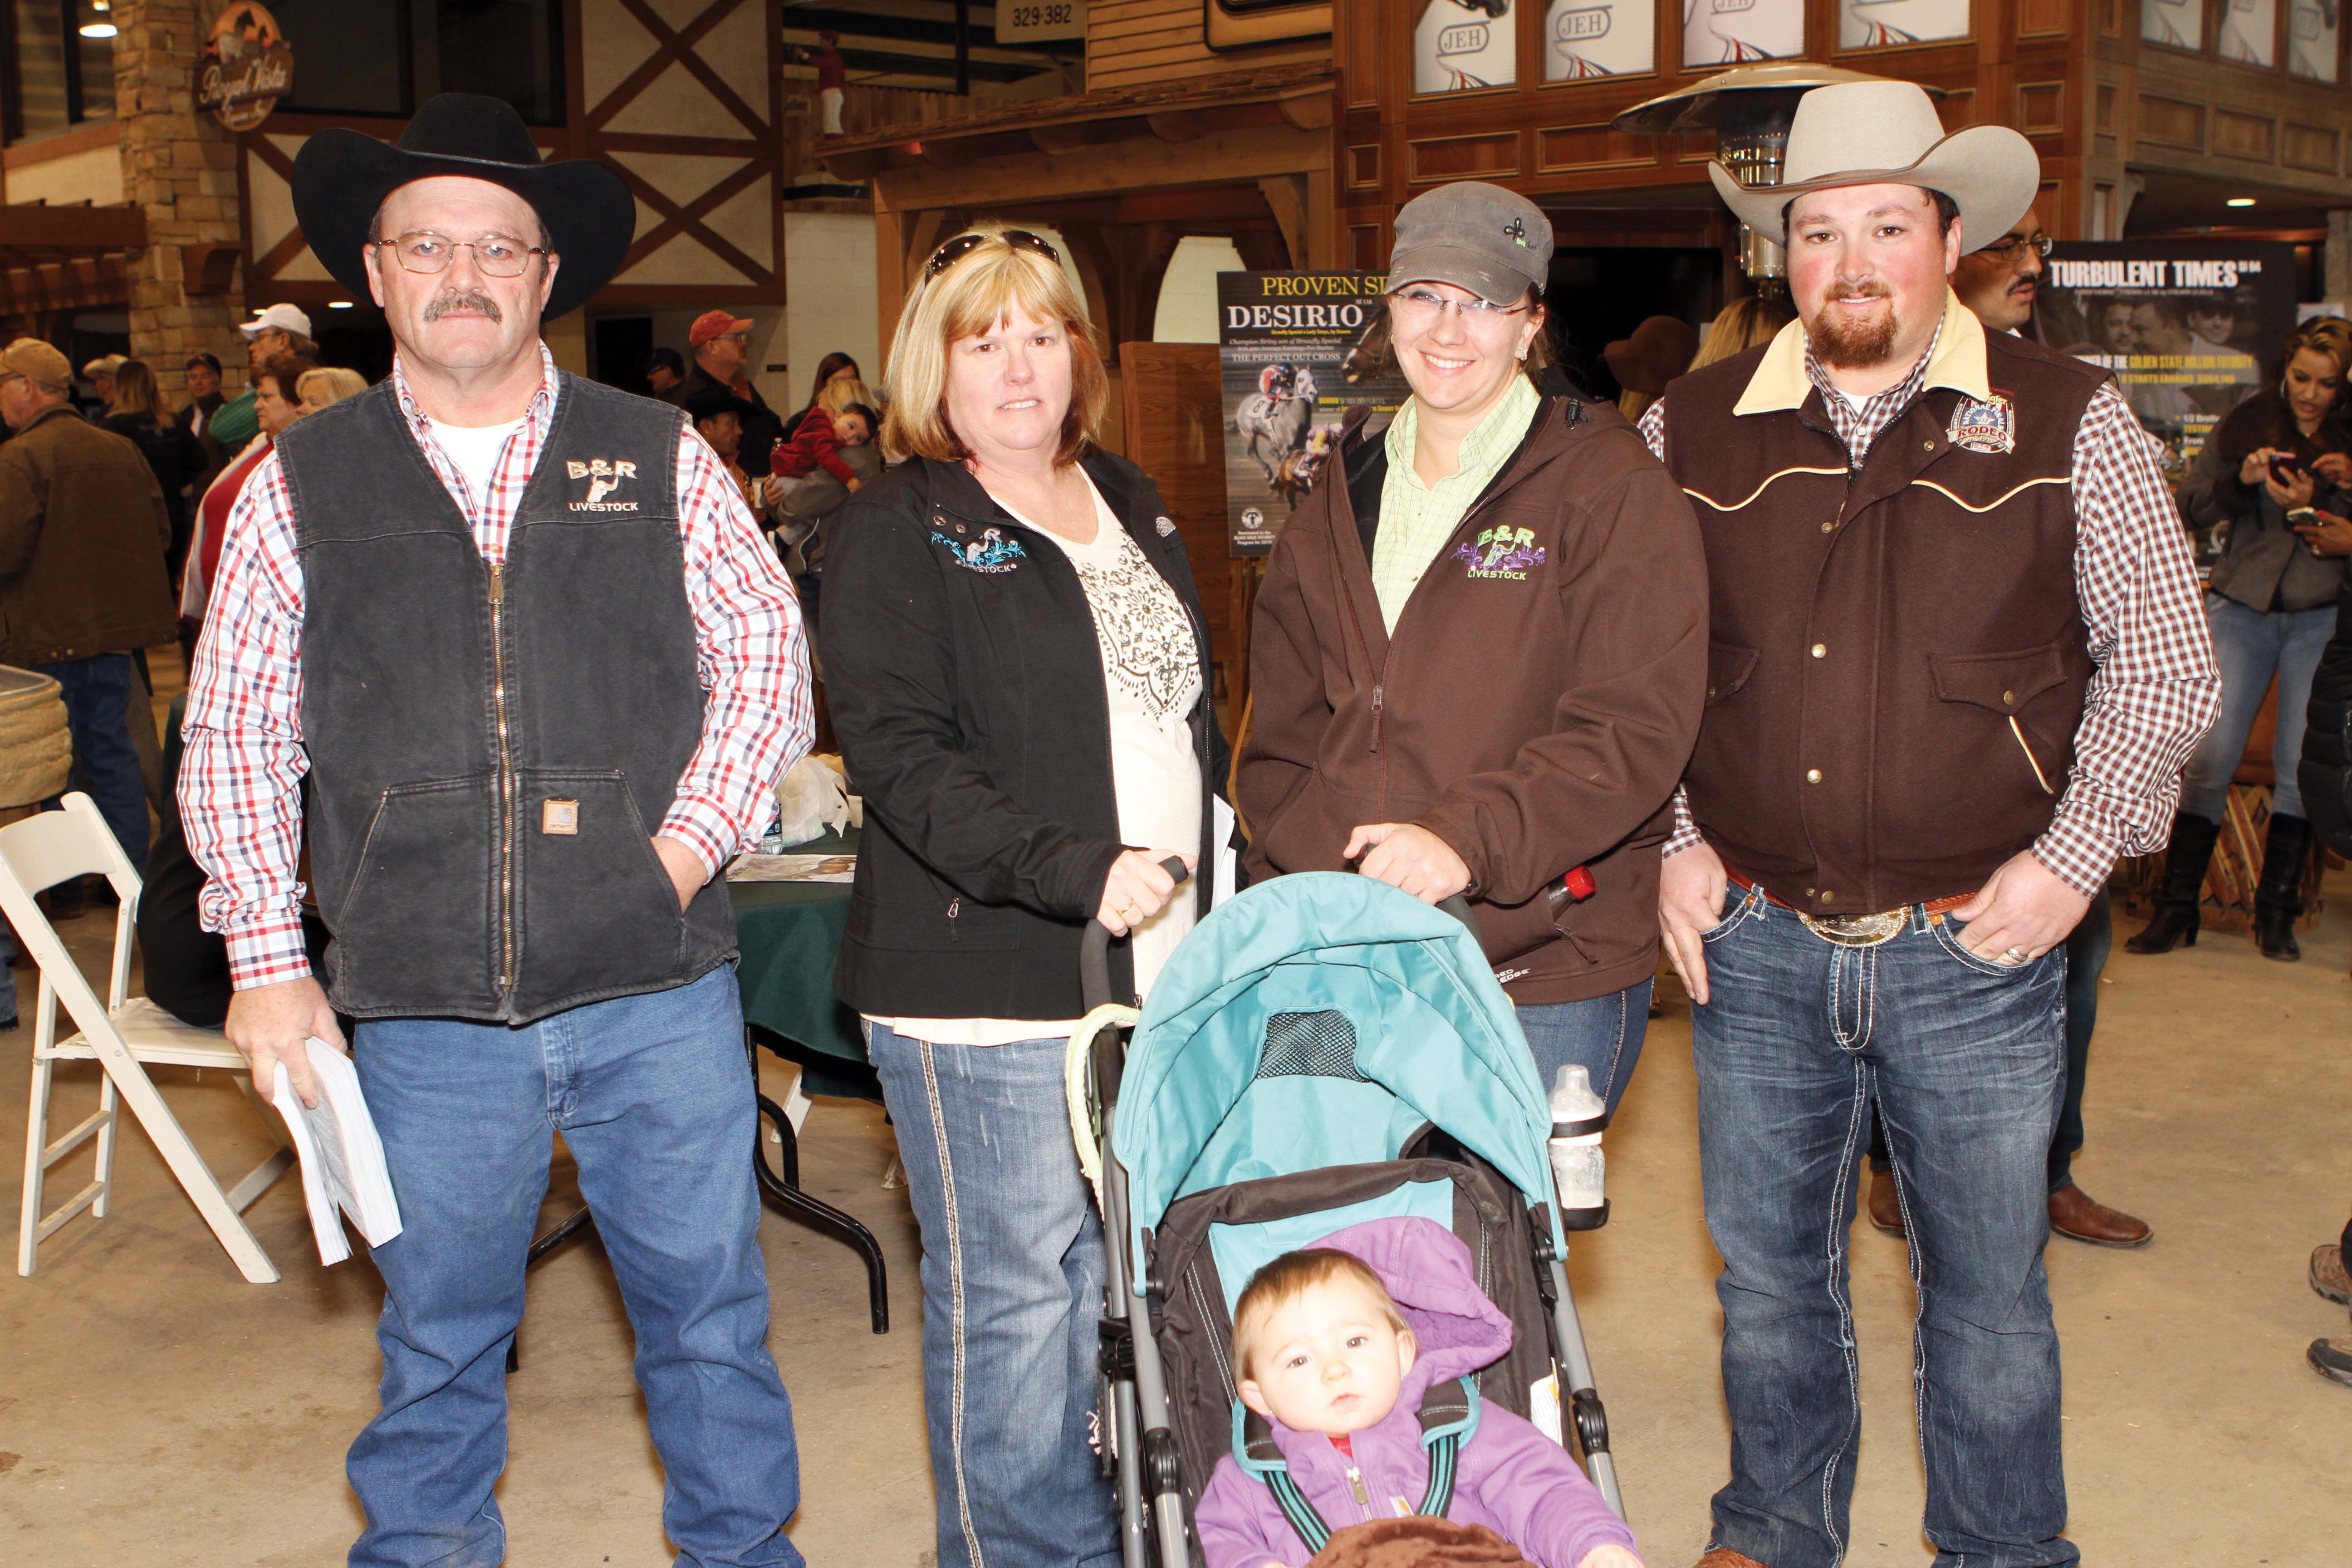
1614, 63, 1942, 294
80, 1, 117, 39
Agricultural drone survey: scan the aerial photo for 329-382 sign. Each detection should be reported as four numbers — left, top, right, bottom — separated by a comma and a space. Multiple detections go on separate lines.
998, 1, 1086, 43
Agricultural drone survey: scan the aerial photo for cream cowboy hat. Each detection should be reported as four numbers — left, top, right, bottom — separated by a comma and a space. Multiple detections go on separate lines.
1707, 80, 2039, 256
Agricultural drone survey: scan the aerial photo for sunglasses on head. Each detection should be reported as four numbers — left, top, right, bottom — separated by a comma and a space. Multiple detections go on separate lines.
924, 229, 1061, 279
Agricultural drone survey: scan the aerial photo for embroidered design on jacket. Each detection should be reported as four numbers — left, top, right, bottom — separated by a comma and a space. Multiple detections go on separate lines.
1453, 524, 1547, 580
932, 526, 1026, 573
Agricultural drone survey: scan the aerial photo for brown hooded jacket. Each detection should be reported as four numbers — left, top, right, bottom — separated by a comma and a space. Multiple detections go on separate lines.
1238, 394, 1707, 1005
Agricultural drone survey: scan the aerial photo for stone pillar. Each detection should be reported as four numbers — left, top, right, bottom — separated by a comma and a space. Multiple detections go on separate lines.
2328, 209, 2352, 307
115, 1, 248, 402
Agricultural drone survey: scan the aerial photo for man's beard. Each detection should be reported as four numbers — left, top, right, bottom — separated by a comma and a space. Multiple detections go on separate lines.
1810, 284, 1898, 368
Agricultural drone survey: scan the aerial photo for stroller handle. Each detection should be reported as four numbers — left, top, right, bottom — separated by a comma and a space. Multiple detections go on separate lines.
1081, 856, 1193, 1012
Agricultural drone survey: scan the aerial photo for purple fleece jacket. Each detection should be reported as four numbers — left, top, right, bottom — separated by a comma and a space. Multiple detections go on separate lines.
1194, 1217, 1638, 1568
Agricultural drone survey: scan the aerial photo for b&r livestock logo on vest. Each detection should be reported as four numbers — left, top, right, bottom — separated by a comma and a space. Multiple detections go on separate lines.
1453, 524, 1546, 581
566, 458, 640, 511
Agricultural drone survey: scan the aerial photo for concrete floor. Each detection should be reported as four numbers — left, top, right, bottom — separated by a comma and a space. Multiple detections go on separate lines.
3, 876, 2348, 1566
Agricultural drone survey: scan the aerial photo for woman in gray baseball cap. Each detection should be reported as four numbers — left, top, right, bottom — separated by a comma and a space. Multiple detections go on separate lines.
1237, 180, 1710, 1118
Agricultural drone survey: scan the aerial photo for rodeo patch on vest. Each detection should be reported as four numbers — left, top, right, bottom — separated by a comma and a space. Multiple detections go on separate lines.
565, 458, 641, 512
931, 526, 1026, 574
1947, 392, 2016, 455
1453, 524, 1546, 581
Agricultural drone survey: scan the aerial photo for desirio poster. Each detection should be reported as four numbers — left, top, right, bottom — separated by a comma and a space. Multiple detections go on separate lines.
1217, 273, 1408, 556
2036, 239, 2297, 478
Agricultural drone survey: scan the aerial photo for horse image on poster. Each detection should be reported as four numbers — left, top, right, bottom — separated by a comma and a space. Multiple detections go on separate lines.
1233, 363, 1321, 484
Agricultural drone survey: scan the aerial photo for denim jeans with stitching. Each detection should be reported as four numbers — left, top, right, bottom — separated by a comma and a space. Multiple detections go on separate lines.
867, 1019, 1120, 1568
35, 653, 149, 874
347, 966, 803, 1568
1693, 886, 2075, 1568
1516, 979, 1654, 1119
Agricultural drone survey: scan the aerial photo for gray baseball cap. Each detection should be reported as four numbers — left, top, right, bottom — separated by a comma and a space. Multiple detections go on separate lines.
1384, 181, 1553, 307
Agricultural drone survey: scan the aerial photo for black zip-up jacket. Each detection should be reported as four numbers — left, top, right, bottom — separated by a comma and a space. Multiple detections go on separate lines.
820, 451, 1228, 1017
2300, 573, 2352, 856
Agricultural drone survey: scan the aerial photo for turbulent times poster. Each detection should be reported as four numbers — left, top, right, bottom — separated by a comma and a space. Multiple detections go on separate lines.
2037, 240, 2297, 477
1217, 273, 1408, 556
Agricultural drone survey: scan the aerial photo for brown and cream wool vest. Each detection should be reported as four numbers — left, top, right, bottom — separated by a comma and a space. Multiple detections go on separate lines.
1657, 296, 2112, 916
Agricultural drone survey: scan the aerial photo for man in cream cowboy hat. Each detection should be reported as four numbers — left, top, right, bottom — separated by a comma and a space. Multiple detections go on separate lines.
1639, 80, 2218, 1568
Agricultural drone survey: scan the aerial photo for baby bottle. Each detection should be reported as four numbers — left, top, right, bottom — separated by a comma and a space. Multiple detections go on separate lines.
1547, 1065, 1608, 1215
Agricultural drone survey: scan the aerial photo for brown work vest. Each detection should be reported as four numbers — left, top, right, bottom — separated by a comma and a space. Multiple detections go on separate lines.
1658, 312, 2110, 916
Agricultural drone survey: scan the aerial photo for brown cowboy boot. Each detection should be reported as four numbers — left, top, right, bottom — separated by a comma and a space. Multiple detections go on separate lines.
1866, 1165, 1905, 1237
2048, 1183, 2152, 1247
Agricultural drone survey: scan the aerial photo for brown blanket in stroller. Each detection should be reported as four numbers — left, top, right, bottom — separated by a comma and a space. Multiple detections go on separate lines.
1306, 1517, 1536, 1568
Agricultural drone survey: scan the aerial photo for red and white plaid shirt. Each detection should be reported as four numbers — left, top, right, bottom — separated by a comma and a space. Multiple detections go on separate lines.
180, 345, 811, 990
1641, 316, 2221, 898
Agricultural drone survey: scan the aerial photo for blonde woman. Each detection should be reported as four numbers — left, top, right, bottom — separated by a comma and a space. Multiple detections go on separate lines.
820, 223, 1225, 1568
295, 363, 369, 412
1688, 293, 1796, 374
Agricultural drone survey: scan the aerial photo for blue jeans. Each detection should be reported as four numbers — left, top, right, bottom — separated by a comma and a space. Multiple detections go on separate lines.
36, 653, 149, 874
1515, 978, 1653, 1117
2180, 595, 2335, 821
1694, 888, 2074, 1568
1869, 890, 2111, 1194
867, 1021, 1119, 1568
348, 967, 802, 1568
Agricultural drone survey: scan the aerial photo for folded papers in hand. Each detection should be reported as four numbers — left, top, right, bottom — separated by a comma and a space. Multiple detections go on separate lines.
268, 1037, 402, 1266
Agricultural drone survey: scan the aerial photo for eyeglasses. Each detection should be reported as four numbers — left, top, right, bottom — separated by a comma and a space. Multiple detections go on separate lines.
924, 229, 1061, 279
1979, 233, 2056, 264
709, 331, 750, 344
1389, 288, 1531, 325
373, 231, 548, 278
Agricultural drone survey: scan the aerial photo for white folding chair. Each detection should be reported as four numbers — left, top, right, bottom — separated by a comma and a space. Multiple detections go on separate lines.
2, 793, 293, 1283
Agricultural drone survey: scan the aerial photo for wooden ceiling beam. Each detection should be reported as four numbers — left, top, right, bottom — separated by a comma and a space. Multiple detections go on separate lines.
868, 125, 1328, 213
1029, 120, 1144, 156
0, 204, 146, 249
1276, 92, 1333, 133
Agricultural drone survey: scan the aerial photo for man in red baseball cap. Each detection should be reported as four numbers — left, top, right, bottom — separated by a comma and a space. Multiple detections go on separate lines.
683, 308, 780, 475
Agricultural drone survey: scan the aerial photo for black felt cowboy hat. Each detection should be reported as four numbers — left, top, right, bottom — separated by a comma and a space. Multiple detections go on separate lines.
291, 93, 634, 321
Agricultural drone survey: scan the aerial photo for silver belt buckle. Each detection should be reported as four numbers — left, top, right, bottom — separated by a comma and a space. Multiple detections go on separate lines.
1796, 909, 1907, 947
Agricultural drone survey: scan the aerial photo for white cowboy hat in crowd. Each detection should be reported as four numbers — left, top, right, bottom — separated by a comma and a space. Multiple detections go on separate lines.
1707, 80, 2039, 255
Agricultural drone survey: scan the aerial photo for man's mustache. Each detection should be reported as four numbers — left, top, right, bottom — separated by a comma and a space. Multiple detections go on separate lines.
424, 291, 502, 323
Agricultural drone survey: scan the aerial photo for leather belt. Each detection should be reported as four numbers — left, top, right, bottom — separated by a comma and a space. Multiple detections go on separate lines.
1726, 870, 1973, 948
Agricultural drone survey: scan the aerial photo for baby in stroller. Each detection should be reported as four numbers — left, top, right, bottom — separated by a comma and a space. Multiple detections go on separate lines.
1196, 1217, 1642, 1568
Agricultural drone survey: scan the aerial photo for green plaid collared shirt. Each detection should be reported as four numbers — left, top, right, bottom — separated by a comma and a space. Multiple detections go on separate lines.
1371, 374, 1540, 634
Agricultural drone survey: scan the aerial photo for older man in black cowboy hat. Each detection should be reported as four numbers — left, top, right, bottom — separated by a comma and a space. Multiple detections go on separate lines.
178, 94, 813, 1567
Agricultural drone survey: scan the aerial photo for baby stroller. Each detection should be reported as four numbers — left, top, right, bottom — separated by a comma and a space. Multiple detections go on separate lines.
1065, 871, 1622, 1568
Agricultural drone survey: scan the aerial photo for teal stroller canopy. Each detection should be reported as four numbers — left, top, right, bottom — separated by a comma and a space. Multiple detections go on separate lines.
1110, 873, 1566, 1286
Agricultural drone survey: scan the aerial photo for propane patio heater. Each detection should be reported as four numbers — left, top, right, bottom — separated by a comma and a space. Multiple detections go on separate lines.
1613, 63, 1944, 297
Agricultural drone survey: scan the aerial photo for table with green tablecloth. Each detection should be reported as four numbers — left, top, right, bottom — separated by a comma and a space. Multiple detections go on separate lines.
727, 825, 890, 1330
729, 826, 874, 1099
